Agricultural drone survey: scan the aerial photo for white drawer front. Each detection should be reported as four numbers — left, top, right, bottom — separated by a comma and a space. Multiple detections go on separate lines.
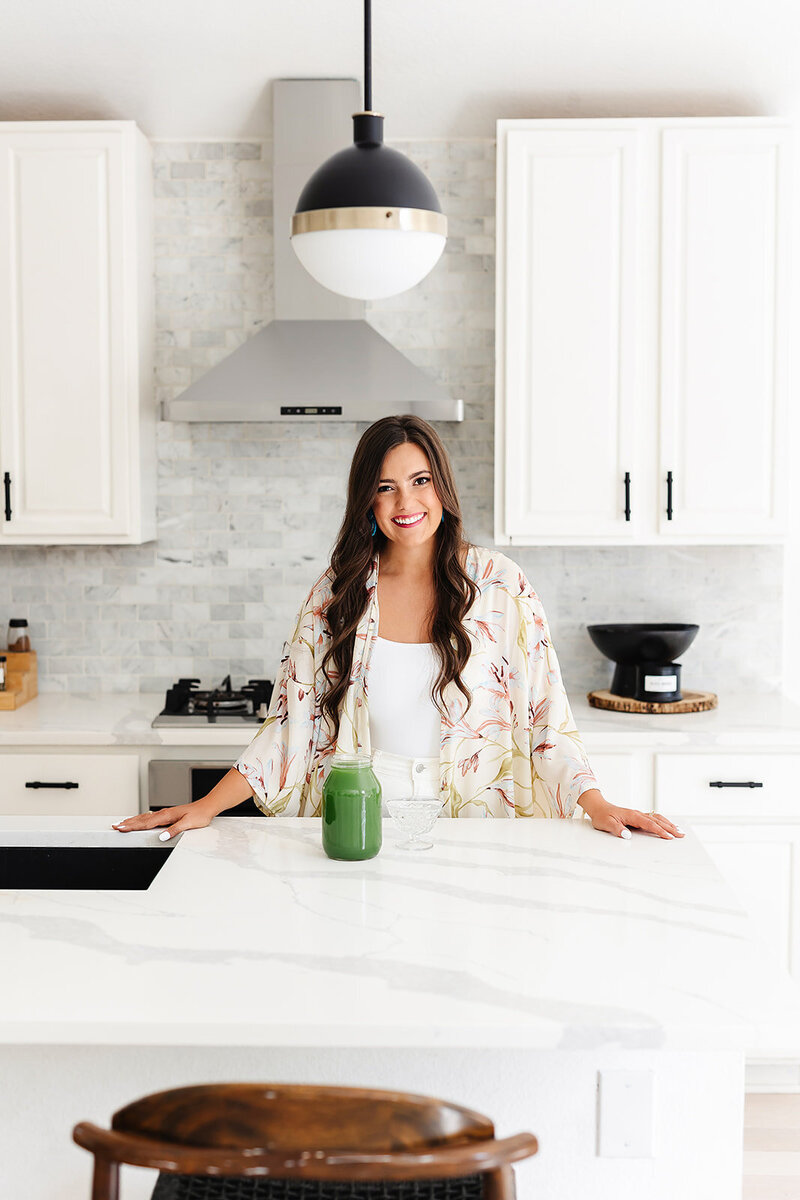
655, 753, 800, 819
0, 754, 139, 815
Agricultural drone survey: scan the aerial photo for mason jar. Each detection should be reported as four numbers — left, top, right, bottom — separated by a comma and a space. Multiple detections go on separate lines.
321, 753, 382, 861
7, 619, 30, 653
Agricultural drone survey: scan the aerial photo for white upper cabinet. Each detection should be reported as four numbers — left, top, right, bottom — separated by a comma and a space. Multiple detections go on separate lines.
498, 128, 642, 541
495, 117, 793, 546
658, 126, 791, 538
0, 122, 155, 544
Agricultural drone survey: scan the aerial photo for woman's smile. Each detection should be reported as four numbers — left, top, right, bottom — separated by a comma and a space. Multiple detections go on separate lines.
392, 513, 426, 528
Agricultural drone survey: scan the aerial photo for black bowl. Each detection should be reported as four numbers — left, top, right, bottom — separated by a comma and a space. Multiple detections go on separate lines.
587, 623, 699, 666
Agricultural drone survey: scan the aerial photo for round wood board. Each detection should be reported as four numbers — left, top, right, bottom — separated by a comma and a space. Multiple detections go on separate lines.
587, 689, 718, 714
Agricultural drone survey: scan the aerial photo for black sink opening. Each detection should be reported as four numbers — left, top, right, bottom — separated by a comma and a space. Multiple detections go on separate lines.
0, 845, 174, 890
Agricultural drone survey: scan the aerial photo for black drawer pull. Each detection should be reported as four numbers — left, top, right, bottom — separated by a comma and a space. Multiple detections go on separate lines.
624, 471, 631, 521
25, 781, 80, 790
708, 781, 763, 789
3, 471, 10, 521
666, 470, 674, 520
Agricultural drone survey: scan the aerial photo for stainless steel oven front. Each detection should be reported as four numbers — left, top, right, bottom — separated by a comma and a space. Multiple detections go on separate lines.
147, 760, 264, 818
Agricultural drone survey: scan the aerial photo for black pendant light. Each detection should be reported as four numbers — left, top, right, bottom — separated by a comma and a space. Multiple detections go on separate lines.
290, 0, 447, 300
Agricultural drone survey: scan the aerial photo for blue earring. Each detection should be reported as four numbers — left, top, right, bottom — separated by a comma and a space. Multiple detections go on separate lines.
368, 509, 377, 537
441, 513, 445, 526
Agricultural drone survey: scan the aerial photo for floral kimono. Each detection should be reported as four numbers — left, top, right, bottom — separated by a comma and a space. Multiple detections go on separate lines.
235, 545, 600, 818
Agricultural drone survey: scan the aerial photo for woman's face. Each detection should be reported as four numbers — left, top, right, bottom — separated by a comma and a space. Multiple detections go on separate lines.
372, 442, 444, 546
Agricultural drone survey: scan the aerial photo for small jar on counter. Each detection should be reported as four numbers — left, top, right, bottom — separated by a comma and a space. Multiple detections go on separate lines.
0, 655, 6, 691
7, 618, 31, 653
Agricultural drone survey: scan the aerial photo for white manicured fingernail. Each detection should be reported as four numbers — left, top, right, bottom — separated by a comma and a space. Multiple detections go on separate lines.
675, 826, 685, 834
620, 828, 632, 840
159, 830, 171, 841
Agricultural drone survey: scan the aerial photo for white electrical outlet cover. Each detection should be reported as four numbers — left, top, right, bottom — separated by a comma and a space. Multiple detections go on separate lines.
597, 1068, 655, 1158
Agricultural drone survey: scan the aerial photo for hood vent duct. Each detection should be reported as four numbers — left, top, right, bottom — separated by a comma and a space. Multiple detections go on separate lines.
163, 79, 463, 424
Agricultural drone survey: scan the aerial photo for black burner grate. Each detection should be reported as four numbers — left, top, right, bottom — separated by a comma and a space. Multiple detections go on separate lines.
160, 676, 273, 721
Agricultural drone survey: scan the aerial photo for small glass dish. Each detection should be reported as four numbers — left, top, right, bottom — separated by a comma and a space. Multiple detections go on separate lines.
386, 797, 444, 851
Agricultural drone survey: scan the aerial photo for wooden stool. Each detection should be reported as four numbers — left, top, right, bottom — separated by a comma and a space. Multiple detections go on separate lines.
73, 1083, 538, 1200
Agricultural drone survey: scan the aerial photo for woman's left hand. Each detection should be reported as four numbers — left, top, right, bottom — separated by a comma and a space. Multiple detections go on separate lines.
584, 800, 684, 840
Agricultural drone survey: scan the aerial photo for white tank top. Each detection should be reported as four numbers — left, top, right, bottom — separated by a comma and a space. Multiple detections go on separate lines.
368, 636, 441, 758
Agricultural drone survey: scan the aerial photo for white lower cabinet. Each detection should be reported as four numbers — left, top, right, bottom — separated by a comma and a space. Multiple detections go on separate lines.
688, 823, 800, 977
0, 753, 139, 815
581, 750, 649, 814
654, 752, 800, 979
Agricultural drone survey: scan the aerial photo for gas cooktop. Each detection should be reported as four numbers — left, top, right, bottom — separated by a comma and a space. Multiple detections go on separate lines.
151, 676, 274, 727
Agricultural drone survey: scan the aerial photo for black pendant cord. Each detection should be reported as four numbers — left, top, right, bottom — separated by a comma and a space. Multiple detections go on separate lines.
363, 0, 372, 111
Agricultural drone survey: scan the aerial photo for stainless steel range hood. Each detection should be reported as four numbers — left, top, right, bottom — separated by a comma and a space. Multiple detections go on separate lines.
164, 79, 463, 424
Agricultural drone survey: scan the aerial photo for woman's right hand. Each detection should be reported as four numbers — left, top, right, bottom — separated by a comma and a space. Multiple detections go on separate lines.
111, 801, 214, 840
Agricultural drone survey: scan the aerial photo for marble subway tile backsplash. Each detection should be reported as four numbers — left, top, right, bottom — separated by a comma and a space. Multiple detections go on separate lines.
0, 139, 782, 697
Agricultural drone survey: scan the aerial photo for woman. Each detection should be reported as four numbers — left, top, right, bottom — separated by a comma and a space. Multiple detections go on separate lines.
114, 415, 683, 842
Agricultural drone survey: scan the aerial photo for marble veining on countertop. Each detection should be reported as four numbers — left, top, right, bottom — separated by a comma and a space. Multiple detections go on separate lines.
2, 689, 800, 749
0, 815, 797, 1053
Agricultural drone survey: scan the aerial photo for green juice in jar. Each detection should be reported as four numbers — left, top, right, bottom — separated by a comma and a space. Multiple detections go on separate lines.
322, 754, 382, 861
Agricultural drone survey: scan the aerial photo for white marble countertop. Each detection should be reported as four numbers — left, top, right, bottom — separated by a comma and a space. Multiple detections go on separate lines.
574, 690, 800, 748
3, 689, 800, 750
0, 692, 255, 748
0, 814, 797, 1053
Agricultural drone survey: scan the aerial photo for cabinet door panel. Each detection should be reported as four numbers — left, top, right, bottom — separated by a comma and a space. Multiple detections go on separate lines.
583, 751, 650, 813
0, 130, 129, 538
688, 824, 799, 978
498, 128, 640, 541
659, 125, 791, 537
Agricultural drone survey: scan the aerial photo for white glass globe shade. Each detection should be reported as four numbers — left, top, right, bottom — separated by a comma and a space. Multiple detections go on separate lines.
291, 228, 446, 300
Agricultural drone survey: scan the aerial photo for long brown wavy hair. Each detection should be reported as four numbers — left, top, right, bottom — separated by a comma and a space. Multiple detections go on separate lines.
320, 415, 477, 746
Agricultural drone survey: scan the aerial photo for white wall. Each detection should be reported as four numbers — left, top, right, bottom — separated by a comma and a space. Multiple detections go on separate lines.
0, 0, 799, 138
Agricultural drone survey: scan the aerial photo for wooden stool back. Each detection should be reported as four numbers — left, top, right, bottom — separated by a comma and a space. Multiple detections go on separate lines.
73, 1082, 539, 1200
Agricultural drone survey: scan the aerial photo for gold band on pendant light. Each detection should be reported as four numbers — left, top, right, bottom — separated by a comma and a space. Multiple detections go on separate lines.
292, 207, 448, 236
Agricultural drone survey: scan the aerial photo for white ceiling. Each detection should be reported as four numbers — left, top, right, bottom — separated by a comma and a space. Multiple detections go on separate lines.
3, 0, 800, 139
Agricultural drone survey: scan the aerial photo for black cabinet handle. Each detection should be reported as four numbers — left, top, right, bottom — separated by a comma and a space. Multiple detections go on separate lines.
25, 781, 80, 790
624, 472, 631, 521
666, 471, 673, 521
708, 781, 763, 789
3, 472, 10, 521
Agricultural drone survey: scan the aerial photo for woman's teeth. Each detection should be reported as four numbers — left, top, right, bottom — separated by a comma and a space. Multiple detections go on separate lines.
392, 513, 426, 527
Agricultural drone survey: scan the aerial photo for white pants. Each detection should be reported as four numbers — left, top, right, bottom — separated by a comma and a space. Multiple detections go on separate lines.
371, 748, 442, 816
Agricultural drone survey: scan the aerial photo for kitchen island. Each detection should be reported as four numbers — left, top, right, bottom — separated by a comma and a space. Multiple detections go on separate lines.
1, 815, 798, 1200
